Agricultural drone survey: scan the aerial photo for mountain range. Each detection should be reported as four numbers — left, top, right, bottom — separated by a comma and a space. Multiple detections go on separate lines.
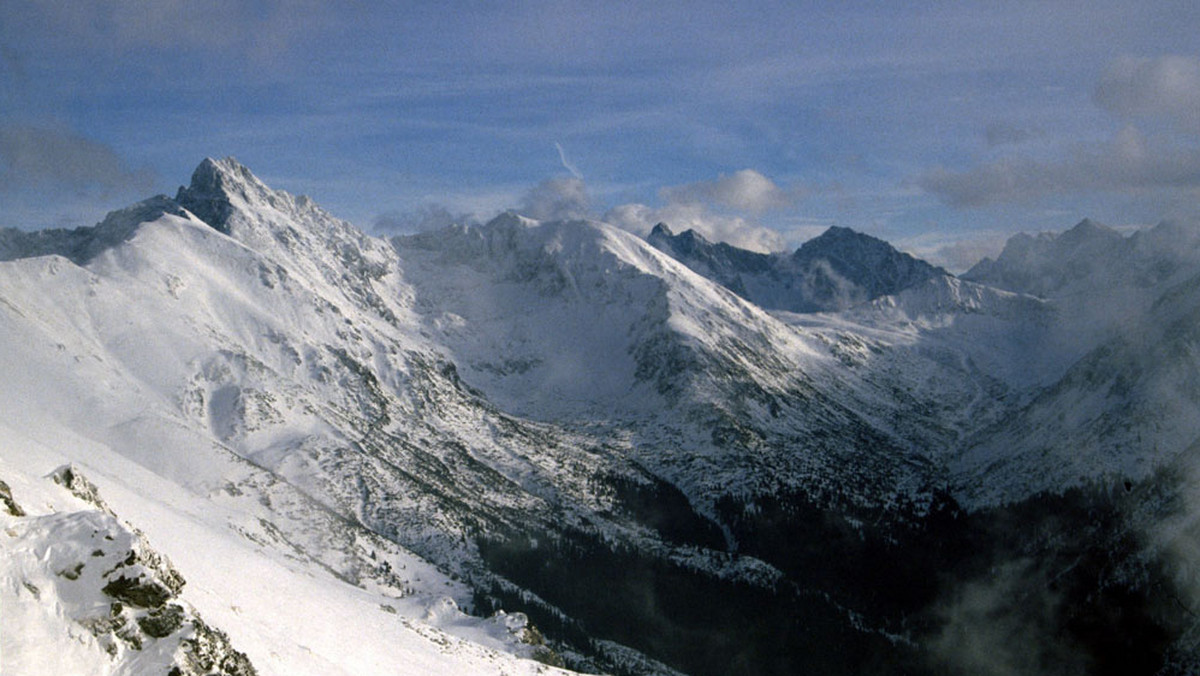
1, 157, 1198, 675
646, 221, 947, 312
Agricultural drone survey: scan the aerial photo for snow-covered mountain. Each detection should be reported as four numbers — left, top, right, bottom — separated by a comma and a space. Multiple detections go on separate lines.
2, 157, 1198, 675
647, 221, 946, 312
963, 218, 1127, 297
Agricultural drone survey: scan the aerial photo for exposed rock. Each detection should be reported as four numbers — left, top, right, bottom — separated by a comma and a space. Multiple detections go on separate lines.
102, 573, 173, 609
49, 464, 113, 514
0, 478, 25, 516
138, 603, 185, 638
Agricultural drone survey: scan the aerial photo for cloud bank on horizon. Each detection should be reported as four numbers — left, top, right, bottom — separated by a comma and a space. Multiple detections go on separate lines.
2, 2, 1199, 271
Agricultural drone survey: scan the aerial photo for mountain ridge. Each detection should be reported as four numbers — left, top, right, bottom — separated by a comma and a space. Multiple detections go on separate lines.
647, 220, 947, 312
3, 157, 1200, 675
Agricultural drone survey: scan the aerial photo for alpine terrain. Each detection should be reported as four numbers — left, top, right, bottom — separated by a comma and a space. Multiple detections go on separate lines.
2, 157, 1199, 675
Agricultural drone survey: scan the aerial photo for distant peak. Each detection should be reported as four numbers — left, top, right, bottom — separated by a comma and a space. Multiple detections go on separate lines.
486, 211, 539, 230
649, 222, 674, 238
814, 225, 867, 241
1065, 217, 1117, 236
797, 226, 885, 254
1066, 218, 1103, 235
1058, 217, 1121, 249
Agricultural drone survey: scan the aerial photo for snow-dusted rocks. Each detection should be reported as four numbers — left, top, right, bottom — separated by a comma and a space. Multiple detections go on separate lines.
1, 463, 255, 676
647, 221, 946, 312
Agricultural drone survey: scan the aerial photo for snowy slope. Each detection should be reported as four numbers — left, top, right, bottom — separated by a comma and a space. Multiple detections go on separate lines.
0, 159, 959, 674
395, 212, 953, 514
940, 217, 1200, 507
0, 425, 569, 676
4, 158, 895, 674
0, 164, 580, 675
954, 266, 1200, 506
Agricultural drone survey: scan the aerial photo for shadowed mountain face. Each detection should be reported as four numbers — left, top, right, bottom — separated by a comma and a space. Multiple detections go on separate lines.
963, 217, 1200, 299
647, 222, 947, 312
2, 158, 1199, 676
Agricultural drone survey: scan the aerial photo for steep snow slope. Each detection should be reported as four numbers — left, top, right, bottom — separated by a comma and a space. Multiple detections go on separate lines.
964, 218, 1200, 354
395, 213, 953, 514
0, 423, 565, 676
0, 458, 254, 676
844, 275, 1066, 390
963, 218, 1127, 297
0, 165, 580, 675
941, 217, 1200, 507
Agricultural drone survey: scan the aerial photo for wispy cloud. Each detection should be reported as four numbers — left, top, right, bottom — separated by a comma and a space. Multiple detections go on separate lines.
920, 126, 1200, 207
1094, 54, 1200, 131
921, 53, 1200, 211
372, 203, 475, 236
0, 124, 153, 194
898, 230, 1010, 273
555, 142, 584, 180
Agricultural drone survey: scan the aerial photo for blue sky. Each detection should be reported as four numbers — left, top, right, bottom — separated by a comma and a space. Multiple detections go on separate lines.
3, 1, 1200, 270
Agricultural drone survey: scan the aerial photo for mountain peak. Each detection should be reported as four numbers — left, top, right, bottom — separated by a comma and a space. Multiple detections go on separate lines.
1057, 217, 1121, 249
644, 221, 943, 312
188, 157, 266, 197
794, 226, 939, 270
816, 225, 858, 239
680, 228, 710, 244
800, 225, 883, 250
176, 157, 276, 234
788, 226, 947, 308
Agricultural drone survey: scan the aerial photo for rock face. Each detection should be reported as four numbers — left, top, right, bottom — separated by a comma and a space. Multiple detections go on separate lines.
1, 157, 1199, 675
1, 465, 257, 675
647, 222, 947, 312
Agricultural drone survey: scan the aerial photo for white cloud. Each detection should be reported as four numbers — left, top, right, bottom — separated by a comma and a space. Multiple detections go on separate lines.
659, 169, 799, 213
600, 169, 800, 252
919, 126, 1200, 207
604, 201, 786, 254
518, 177, 591, 221
554, 142, 583, 180
1094, 55, 1200, 130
